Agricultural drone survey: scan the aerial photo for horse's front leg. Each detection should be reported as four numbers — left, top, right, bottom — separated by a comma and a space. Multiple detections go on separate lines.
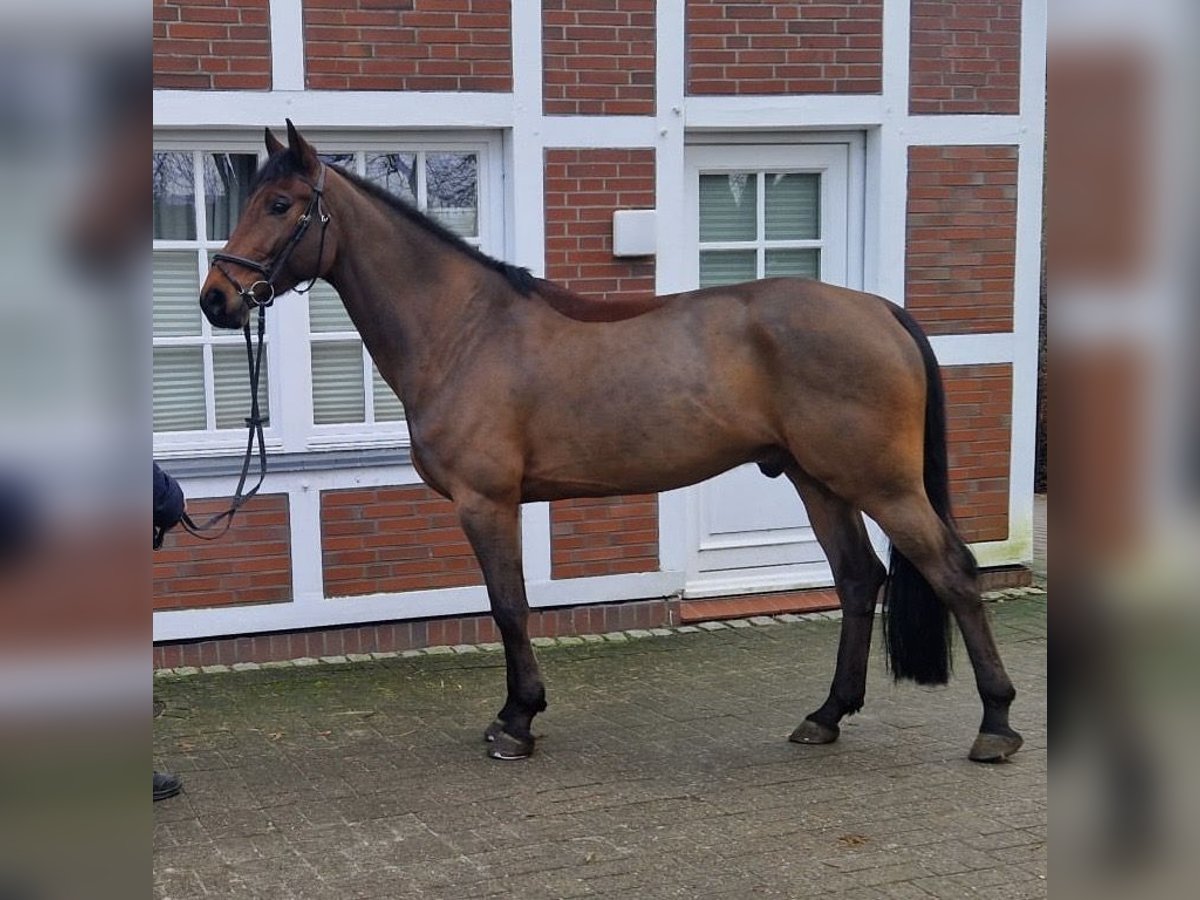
456, 492, 546, 760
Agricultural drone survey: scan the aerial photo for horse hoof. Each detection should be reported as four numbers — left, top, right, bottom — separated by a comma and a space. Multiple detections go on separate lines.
968, 729, 1023, 763
483, 719, 505, 743
487, 730, 534, 761
789, 719, 840, 745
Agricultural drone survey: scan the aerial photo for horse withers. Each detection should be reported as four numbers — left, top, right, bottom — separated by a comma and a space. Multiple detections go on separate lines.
198, 122, 1022, 764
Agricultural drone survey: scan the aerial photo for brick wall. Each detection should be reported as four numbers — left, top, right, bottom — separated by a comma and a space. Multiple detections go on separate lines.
906, 145, 1018, 335
153, 494, 291, 609
544, 148, 655, 299
686, 0, 883, 95
303, 0, 512, 91
910, 0, 1021, 114
321, 486, 482, 597
543, 0, 656, 115
153, 0, 272, 90
550, 496, 660, 579
943, 364, 1011, 543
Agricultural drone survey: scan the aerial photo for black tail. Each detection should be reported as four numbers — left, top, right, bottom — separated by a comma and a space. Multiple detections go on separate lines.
881, 303, 971, 686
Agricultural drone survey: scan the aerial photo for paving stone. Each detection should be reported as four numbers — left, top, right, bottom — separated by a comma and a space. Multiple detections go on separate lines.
557, 636, 584, 646
173, 666, 200, 676
346, 653, 373, 663
259, 660, 293, 669
748, 616, 777, 626
531, 637, 558, 648
318, 656, 349, 665
479, 642, 504, 651
452, 644, 480, 654
370, 651, 399, 661
725, 619, 753, 629
625, 629, 653, 639
776, 614, 803, 624
292, 657, 319, 667
423, 645, 455, 655
200, 665, 230, 675
154, 596, 1046, 900
230, 662, 260, 672
579, 634, 606, 643
602, 632, 628, 642
650, 628, 674, 637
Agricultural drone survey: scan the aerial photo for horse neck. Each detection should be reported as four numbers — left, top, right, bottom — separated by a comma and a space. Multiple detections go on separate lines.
321, 181, 503, 413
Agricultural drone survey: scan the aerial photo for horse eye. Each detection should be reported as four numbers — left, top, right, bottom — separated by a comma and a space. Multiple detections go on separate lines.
269, 198, 291, 215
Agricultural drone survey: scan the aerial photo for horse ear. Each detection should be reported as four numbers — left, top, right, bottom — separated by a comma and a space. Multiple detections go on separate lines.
285, 119, 320, 178
264, 127, 285, 156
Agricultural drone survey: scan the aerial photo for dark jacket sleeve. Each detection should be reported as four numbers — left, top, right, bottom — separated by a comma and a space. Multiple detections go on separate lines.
153, 463, 186, 532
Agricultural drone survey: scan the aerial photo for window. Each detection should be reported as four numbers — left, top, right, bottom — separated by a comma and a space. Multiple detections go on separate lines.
697, 171, 822, 289
151, 134, 500, 457
152, 150, 271, 445
306, 150, 480, 436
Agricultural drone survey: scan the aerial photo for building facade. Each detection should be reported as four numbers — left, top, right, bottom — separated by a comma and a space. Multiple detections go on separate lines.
152, 0, 1044, 662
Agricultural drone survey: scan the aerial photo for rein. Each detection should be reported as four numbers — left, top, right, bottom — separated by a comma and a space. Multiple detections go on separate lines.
171, 305, 269, 544
171, 163, 330, 545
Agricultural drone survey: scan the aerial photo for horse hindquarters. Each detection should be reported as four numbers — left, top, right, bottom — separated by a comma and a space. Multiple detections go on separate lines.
871, 305, 1022, 761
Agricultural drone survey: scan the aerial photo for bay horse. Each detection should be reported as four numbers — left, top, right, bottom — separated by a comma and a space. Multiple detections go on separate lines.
199, 122, 1021, 764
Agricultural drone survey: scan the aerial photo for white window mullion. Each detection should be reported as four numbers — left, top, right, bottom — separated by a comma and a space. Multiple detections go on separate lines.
416, 151, 428, 211
756, 172, 766, 280
362, 344, 376, 424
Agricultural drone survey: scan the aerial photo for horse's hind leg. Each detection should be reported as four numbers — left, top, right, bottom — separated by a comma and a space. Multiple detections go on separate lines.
455, 492, 546, 760
785, 472, 887, 746
869, 492, 1022, 762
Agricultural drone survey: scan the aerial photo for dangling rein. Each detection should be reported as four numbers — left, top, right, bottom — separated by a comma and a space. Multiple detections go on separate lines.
159, 164, 330, 547
161, 304, 269, 547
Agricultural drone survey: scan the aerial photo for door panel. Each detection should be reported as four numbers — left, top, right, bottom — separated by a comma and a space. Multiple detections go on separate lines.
684, 143, 857, 595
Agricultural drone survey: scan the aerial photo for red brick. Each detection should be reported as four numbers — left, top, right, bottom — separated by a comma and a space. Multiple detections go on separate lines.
153, 0, 272, 90
909, 1, 1021, 114
905, 145, 1018, 335
302, 0, 512, 91
686, 0, 881, 95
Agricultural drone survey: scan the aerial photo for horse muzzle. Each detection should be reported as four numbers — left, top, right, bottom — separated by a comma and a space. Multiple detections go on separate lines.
201, 285, 249, 330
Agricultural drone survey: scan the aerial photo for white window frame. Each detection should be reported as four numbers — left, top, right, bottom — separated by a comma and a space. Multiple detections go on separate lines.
685, 143, 853, 291
152, 141, 283, 457
152, 129, 505, 459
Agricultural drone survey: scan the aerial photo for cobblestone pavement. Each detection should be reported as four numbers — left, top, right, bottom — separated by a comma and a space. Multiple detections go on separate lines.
154, 597, 1046, 899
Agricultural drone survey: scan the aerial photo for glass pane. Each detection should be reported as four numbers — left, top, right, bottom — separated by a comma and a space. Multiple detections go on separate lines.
699, 173, 757, 242
153, 251, 202, 337
765, 248, 820, 280
699, 250, 756, 289
307, 282, 354, 333
152, 151, 196, 240
214, 344, 270, 430
765, 173, 820, 240
152, 346, 206, 432
312, 341, 365, 424
372, 367, 405, 422
319, 152, 357, 172
205, 153, 259, 240
427, 152, 478, 237
366, 152, 417, 205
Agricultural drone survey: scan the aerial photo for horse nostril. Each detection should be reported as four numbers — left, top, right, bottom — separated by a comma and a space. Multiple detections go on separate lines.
202, 287, 226, 315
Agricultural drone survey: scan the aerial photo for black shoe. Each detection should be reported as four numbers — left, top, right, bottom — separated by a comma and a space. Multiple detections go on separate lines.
153, 771, 182, 801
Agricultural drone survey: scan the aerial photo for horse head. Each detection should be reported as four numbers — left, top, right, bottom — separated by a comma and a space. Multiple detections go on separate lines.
200, 121, 336, 330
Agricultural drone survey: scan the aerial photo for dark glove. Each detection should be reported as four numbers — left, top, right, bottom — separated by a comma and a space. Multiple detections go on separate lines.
153, 463, 185, 549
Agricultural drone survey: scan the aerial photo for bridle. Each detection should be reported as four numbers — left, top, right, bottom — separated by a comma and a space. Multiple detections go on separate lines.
210, 162, 330, 309
168, 164, 331, 546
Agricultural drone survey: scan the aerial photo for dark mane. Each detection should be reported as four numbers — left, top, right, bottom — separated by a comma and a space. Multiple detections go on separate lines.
251, 150, 536, 295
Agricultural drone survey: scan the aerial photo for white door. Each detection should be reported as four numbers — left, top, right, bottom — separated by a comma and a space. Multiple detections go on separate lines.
683, 142, 861, 596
